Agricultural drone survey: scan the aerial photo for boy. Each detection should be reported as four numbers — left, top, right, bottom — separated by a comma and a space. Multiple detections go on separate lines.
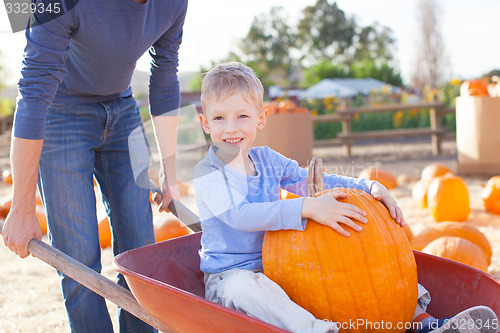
193, 62, 498, 333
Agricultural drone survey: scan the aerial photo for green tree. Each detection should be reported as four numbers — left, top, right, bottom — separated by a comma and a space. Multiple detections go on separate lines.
238, 7, 297, 86
297, 0, 356, 65
352, 23, 396, 65
350, 59, 403, 86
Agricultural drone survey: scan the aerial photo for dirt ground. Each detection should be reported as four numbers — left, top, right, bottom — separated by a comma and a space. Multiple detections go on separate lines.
0, 135, 499, 332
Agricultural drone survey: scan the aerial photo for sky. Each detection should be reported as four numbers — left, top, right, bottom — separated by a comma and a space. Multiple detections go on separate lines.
0, 0, 499, 86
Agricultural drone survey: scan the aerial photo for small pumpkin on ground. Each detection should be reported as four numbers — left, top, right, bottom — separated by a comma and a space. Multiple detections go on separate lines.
0, 199, 46, 235
97, 209, 112, 249
421, 236, 489, 272
410, 221, 491, 265
358, 167, 398, 189
412, 179, 430, 208
0, 198, 12, 218
153, 215, 190, 242
420, 162, 452, 183
263, 158, 417, 333
482, 175, 500, 215
427, 173, 470, 222
35, 205, 47, 235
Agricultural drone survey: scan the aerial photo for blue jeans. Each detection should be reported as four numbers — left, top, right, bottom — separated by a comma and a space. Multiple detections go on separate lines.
38, 96, 156, 333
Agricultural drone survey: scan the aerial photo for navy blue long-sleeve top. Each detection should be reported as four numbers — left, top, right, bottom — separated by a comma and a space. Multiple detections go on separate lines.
14, 0, 188, 139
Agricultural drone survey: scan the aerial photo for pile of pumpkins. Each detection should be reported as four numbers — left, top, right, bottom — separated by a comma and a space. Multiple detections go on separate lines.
460, 77, 500, 97
262, 99, 310, 114
0, 169, 190, 248
410, 162, 494, 272
358, 163, 495, 273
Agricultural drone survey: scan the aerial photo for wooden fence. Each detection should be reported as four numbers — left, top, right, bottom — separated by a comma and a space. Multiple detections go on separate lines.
312, 102, 455, 157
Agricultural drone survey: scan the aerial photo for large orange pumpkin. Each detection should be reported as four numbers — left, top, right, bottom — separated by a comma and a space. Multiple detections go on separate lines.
410, 221, 491, 265
482, 175, 500, 215
358, 167, 398, 189
460, 79, 489, 97
263, 160, 417, 333
421, 236, 489, 272
427, 174, 470, 222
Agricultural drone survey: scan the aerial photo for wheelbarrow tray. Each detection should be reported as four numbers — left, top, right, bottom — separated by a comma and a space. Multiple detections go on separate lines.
113, 232, 500, 333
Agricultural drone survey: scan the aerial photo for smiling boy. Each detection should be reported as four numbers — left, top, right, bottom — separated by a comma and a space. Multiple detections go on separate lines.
192, 62, 498, 333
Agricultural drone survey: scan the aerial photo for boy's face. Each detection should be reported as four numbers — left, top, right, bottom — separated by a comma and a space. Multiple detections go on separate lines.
199, 92, 267, 158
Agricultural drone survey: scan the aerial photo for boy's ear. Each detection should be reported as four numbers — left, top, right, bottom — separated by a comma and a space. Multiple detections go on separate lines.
257, 108, 268, 130
199, 113, 210, 134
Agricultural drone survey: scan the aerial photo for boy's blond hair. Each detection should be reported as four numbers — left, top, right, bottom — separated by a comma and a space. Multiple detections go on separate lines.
200, 62, 264, 113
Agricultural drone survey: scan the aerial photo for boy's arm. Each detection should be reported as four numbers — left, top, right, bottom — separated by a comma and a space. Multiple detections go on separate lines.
370, 182, 405, 225
194, 169, 307, 232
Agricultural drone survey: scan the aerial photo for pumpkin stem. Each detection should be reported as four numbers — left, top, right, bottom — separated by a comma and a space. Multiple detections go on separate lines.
307, 157, 326, 197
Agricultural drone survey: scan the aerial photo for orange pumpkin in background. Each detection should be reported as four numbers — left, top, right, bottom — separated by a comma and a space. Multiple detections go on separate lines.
420, 162, 452, 183
427, 174, 470, 222
358, 167, 398, 189
278, 100, 296, 112
35, 205, 48, 235
410, 221, 492, 265
422, 236, 489, 272
412, 179, 430, 208
0, 198, 11, 218
97, 209, 112, 249
262, 101, 279, 114
153, 215, 190, 242
482, 175, 500, 215
262, 99, 309, 114
460, 79, 489, 97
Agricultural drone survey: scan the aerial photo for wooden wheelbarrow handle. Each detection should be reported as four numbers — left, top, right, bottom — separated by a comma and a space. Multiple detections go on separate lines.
0, 198, 200, 333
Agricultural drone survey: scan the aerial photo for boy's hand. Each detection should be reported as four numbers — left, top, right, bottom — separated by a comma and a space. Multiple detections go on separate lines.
370, 182, 405, 226
302, 189, 368, 237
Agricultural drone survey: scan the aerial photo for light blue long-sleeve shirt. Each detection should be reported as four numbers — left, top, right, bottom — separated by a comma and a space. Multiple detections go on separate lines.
14, 0, 187, 139
193, 146, 374, 274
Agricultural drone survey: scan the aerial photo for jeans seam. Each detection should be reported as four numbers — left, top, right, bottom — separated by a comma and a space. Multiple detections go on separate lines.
99, 152, 121, 253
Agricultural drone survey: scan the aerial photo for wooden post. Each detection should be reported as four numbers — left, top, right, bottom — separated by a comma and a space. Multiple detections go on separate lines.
341, 116, 352, 157
429, 106, 442, 156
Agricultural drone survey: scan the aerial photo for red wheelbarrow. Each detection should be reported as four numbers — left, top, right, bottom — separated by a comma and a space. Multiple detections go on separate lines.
113, 231, 500, 333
